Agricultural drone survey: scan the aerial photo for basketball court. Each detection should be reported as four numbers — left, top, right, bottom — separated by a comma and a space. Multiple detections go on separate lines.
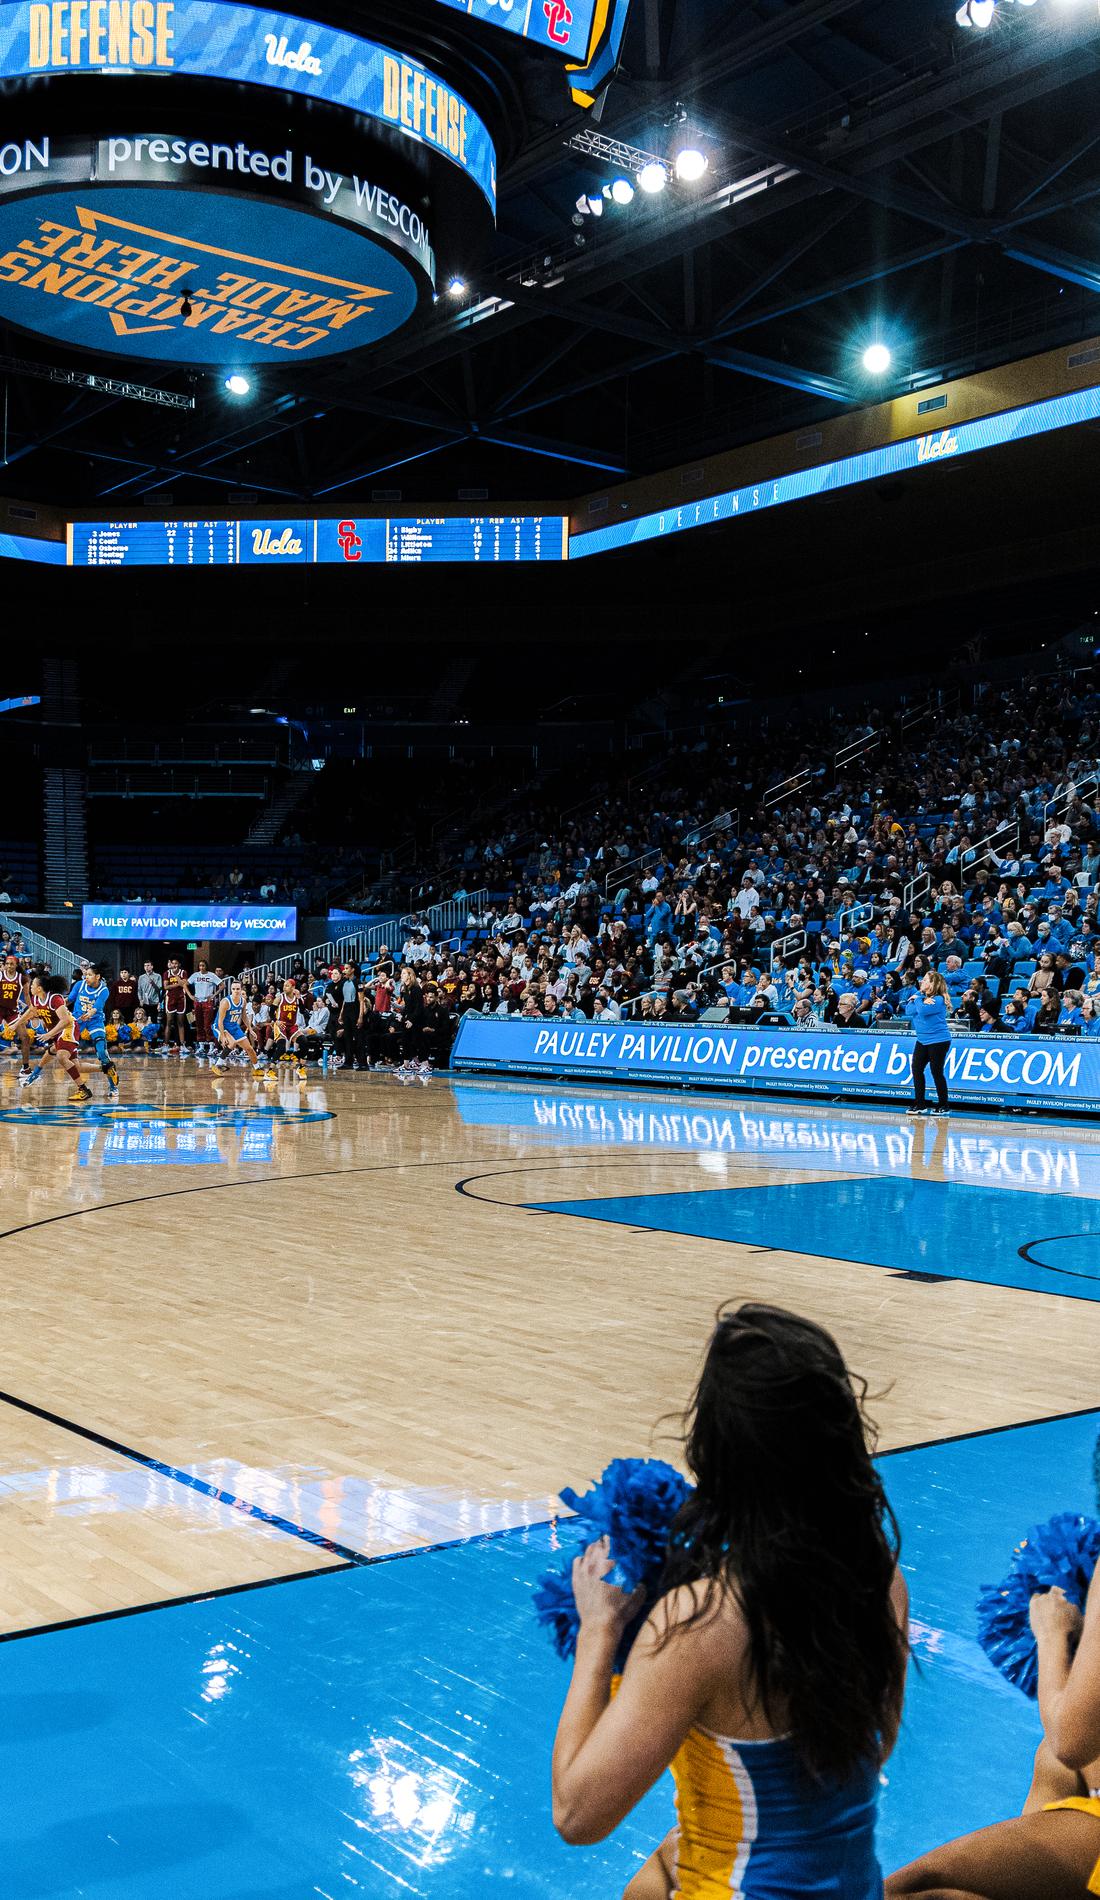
1, 1063, 1097, 1895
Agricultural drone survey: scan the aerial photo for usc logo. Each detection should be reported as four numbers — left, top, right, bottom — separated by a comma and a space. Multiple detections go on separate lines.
337, 520, 362, 562
543, 0, 573, 44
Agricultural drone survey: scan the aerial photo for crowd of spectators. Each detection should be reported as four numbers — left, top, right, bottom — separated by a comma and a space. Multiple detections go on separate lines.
323, 672, 1100, 1040
8, 668, 1100, 1053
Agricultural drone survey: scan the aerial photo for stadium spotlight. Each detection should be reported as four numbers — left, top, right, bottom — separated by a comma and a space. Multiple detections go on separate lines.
610, 177, 635, 205
637, 161, 669, 194
956, 0, 996, 22
862, 342, 892, 374
447, 274, 467, 297
224, 373, 251, 396
674, 147, 709, 183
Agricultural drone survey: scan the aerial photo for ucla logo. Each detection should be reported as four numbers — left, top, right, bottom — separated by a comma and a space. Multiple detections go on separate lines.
263, 32, 322, 74
917, 427, 959, 464
0, 1102, 333, 1127
252, 526, 303, 556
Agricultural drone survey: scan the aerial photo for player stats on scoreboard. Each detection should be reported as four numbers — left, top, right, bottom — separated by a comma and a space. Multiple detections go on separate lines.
66, 515, 570, 566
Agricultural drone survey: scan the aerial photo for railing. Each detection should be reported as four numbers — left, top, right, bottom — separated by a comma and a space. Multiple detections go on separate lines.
618, 989, 661, 1018
968, 817, 1020, 883
899, 698, 935, 736
763, 767, 813, 810
0, 910, 80, 981
239, 889, 490, 985
837, 901, 874, 937
834, 731, 881, 776
770, 929, 807, 971
602, 807, 739, 898
398, 894, 485, 939
903, 870, 931, 914
1044, 765, 1100, 835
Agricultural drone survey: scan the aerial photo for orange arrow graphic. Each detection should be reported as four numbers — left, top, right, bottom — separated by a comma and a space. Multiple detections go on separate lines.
75, 203, 390, 298
109, 314, 175, 336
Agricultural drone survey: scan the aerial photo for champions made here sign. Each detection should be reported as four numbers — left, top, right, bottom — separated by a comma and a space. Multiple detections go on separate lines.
82, 903, 298, 940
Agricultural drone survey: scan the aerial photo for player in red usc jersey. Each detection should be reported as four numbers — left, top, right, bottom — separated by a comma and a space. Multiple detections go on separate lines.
0, 952, 32, 1075
163, 959, 190, 1055
12, 970, 91, 1102
267, 978, 307, 1079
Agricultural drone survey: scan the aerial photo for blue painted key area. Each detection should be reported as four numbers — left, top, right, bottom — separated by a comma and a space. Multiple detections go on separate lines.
532, 1175, 1100, 1297
2, 1410, 1098, 1896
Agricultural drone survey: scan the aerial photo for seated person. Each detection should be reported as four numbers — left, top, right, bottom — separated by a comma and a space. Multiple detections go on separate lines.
888, 1571, 1100, 1900
298, 997, 331, 1063
131, 1007, 158, 1052
554, 1305, 909, 1900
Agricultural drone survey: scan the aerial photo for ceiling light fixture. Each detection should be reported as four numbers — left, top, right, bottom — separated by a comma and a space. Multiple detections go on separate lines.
674, 147, 709, 182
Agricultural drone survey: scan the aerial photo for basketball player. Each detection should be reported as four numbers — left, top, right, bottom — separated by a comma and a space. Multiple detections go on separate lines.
0, 951, 31, 1075
269, 979, 307, 1080
211, 981, 258, 1069
68, 961, 120, 1100
13, 971, 91, 1103
163, 958, 190, 1055
187, 960, 221, 1058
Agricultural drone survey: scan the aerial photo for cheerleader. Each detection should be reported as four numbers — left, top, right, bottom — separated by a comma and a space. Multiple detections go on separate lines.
887, 1572, 1100, 1900
551, 1304, 909, 1898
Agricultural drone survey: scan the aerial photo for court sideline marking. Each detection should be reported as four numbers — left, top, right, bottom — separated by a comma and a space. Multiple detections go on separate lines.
0, 1150, 1096, 1645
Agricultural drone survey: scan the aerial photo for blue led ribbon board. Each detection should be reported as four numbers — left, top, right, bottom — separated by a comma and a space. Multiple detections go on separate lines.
570, 382, 1100, 558
0, 533, 64, 563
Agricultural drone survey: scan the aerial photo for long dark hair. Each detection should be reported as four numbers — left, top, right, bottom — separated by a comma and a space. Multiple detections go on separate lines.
658, 1303, 906, 1782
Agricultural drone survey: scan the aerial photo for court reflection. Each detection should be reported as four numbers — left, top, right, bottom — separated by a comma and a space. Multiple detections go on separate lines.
452, 1081, 1100, 1197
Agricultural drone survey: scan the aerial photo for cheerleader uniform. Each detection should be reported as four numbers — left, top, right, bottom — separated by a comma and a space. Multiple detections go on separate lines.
666, 1726, 883, 1898
1045, 1795, 1100, 1895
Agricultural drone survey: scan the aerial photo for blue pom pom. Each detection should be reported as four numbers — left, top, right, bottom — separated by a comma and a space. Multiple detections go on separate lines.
533, 1457, 694, 1664
976, 1512, 1100, 1698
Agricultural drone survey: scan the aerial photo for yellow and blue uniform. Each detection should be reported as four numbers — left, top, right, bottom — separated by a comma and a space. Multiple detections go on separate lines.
1045, 1795, 1100, 1894
668, 1726, 883, 1897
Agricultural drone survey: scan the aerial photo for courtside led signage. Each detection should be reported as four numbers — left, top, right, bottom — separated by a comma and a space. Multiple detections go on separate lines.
451, 1016, 1100, 1115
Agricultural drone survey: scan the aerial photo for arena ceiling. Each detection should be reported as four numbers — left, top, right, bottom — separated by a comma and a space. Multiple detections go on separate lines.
4, 0, 1100, 508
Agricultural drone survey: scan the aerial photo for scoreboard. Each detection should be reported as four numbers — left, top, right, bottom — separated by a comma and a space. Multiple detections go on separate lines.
429, 0, 601, 62
67, 515, 568, 566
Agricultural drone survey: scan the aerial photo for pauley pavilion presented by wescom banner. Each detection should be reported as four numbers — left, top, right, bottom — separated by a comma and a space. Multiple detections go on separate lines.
82, 903, 297, 939
450, 1017, 1100, 1115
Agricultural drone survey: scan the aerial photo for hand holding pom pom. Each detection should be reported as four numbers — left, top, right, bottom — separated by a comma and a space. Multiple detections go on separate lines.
1029, 1585, 1084, 1648
533, 1457, 694, 1667
976, 1512, 1100, 1698
572, 1538, 644, 1638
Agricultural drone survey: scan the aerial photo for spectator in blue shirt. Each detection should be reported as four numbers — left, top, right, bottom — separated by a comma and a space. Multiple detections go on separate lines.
941, 955, 969, 1007
644, 891, 673, 947
904, 971, 952, 1115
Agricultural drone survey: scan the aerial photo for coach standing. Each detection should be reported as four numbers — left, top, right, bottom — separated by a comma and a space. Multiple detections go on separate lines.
188, 960, 221, 1058
905, 971, 952, 1117
138, 960, 163, 1029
